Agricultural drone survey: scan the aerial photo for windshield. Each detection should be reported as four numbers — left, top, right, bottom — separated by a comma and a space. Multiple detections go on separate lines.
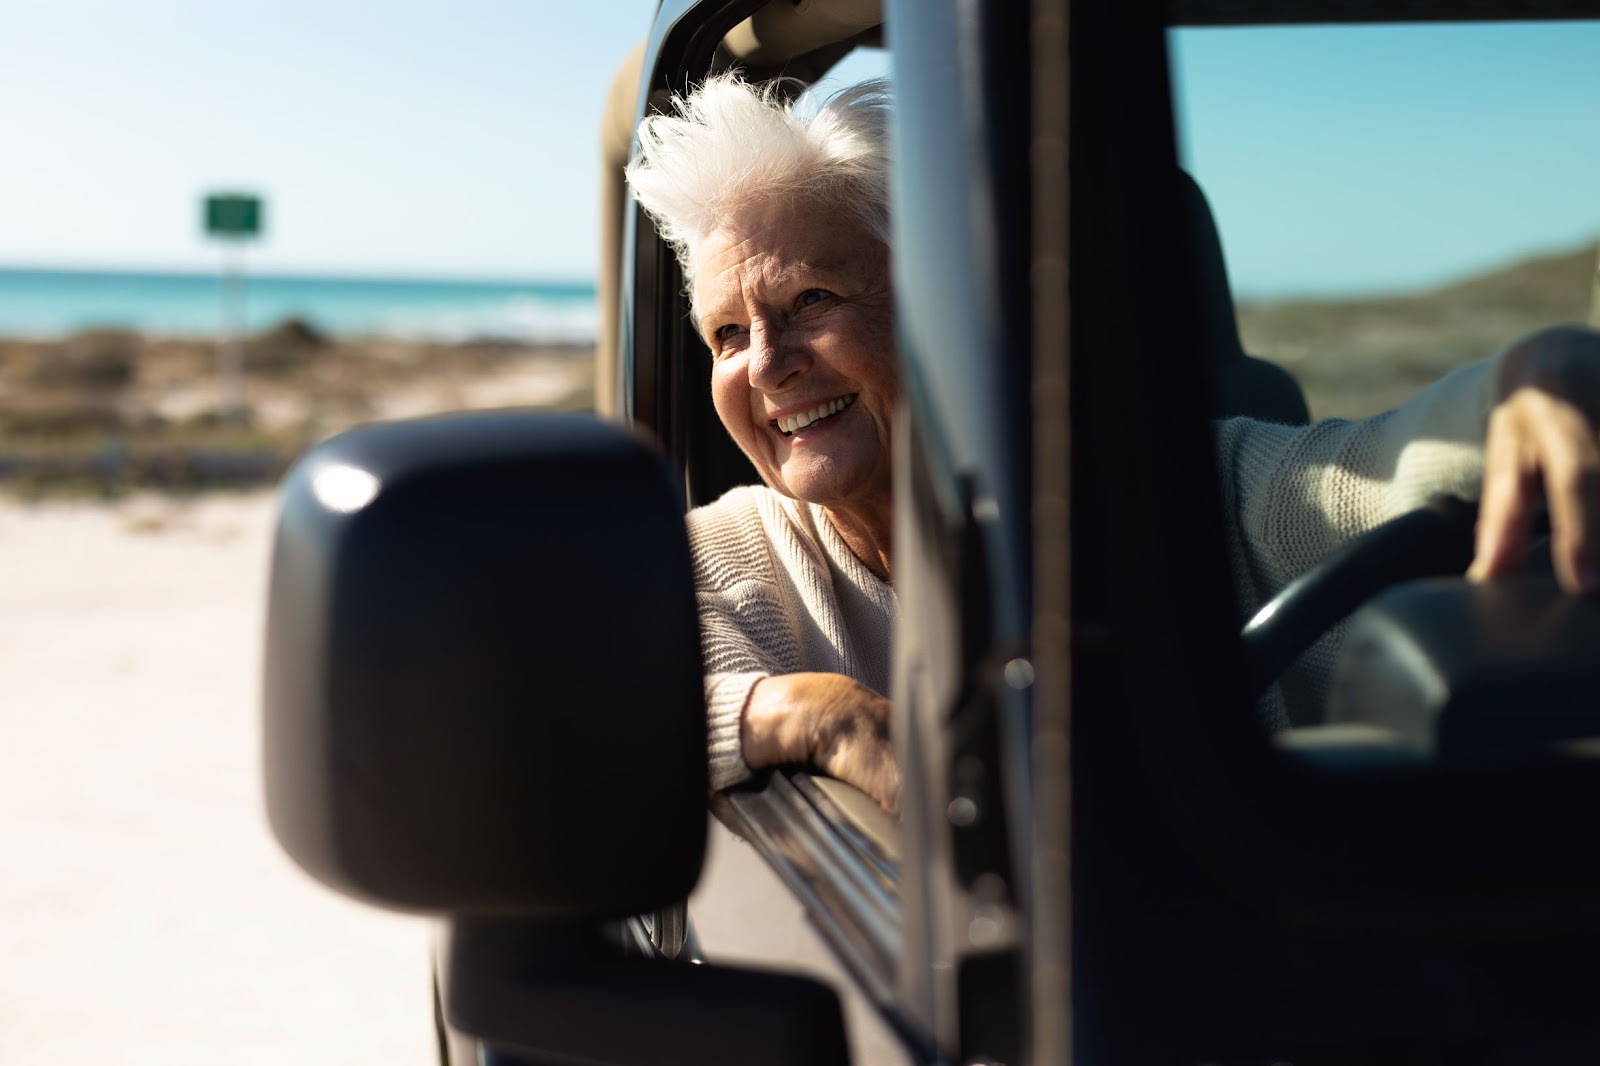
1171, 20, 1600, 419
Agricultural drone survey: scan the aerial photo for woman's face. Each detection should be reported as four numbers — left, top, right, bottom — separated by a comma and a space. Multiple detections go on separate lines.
693, 196, 898, 513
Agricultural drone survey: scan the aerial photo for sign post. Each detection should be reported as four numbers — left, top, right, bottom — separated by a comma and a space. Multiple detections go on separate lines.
1589, 242, 1600, 330
203, 192, 264, 422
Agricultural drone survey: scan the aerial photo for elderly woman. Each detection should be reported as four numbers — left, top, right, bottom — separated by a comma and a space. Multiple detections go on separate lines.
626, 75, 1600, 812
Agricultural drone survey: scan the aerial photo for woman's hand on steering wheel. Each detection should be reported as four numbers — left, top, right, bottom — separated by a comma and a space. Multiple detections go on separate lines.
741, 672, 900, 814
1470, 325, 1600, 597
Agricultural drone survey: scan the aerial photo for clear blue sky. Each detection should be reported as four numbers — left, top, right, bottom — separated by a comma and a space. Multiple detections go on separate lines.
1173, 21, 1600, 297
0, 0, 658, 280
3, 5, 1597, 296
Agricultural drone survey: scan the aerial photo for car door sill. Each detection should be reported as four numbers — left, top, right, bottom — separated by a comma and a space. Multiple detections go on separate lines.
712, 771, 903, 1008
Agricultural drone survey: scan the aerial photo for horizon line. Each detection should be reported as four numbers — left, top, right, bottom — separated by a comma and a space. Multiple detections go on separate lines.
0, 261, 599, 289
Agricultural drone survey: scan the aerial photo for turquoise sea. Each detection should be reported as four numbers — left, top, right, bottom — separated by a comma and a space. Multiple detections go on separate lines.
0, 267, 598, 344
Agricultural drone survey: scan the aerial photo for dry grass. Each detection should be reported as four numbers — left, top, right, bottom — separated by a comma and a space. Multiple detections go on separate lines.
8, 240, 1593, 496
1237, 242, 1598, 420
0, 321, 595, 498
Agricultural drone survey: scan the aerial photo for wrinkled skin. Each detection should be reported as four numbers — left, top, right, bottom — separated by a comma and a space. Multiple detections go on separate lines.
696, 195, 899, 580
695, 193, 1600, 813
740, 672, 900, 815
693, 196, 901, 811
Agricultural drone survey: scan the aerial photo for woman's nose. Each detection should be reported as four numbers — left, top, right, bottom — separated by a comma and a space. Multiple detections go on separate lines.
746, 324, 809, 391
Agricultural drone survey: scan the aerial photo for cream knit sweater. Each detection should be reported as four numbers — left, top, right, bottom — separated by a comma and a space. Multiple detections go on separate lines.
689, 358, 1498, 790
688, 486, 897, 791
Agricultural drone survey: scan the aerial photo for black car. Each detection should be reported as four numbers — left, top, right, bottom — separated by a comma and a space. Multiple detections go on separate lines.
262, 1, 1600, 1063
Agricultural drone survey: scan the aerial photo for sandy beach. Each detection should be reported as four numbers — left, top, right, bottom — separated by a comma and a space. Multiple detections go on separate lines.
0, 339, 579, 1063
0, 490, 436, 1064
0, 487, 907, 1066
0, 412, 905, 1066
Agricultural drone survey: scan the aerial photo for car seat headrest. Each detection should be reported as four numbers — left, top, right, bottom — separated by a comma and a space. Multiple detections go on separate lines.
1180, 170, 1311, 425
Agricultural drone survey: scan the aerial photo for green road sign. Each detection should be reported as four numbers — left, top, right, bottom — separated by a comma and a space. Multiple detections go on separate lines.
204, 193, 263, 238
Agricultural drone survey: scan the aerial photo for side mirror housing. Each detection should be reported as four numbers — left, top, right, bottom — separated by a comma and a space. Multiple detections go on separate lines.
263, 411, 706, 917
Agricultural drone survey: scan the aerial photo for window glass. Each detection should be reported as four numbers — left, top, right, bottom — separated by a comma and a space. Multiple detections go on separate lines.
1171, 22, 1600, 419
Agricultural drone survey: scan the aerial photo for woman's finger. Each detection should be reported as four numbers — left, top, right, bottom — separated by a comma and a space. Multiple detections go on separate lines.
1469, 401, 1539, 581
1524, 393, 1600, 594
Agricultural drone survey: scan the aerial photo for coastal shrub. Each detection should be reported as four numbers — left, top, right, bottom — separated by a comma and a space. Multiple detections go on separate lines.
29, 330, 138, 391
246, 316, 328, 374
0, 397, 127, 439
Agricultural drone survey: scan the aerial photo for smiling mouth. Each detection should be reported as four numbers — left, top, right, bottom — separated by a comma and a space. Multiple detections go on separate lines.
774, 395, 857, 436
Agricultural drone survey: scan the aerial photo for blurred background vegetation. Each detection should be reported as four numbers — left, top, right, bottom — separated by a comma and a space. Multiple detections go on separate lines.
0, 326, 593, 499
2, 237, 1594, 498
1240, 241, 1597, 420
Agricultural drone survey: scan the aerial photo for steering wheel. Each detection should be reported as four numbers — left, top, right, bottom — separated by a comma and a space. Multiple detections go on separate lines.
1238, 495, 1484, 700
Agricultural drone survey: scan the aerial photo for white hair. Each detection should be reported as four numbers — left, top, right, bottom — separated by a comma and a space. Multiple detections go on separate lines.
625, 73, 891, 298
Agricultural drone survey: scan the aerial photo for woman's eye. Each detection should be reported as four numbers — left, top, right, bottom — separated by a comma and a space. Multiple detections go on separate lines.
797, 289, 832, 308
713, 323, 746, 348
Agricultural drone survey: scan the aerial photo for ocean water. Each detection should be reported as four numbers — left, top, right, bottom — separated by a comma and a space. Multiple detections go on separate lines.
0, 267, 598, 344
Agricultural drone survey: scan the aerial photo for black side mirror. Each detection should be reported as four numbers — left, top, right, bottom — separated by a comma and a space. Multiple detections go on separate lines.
263, 411, 854, 1066
263, 410, 706, 916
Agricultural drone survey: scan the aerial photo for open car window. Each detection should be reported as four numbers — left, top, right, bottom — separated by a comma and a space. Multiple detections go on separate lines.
1171, 20, 1600, 420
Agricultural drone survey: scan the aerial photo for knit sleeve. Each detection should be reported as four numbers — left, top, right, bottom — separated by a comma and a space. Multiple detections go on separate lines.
702, 671, 767, 792
686, 488, 800, 793
1216, 357, 1498, 721
697, 577, 783, 790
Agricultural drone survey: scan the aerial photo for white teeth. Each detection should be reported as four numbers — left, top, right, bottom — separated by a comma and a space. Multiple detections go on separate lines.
777, 395, 853, 435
